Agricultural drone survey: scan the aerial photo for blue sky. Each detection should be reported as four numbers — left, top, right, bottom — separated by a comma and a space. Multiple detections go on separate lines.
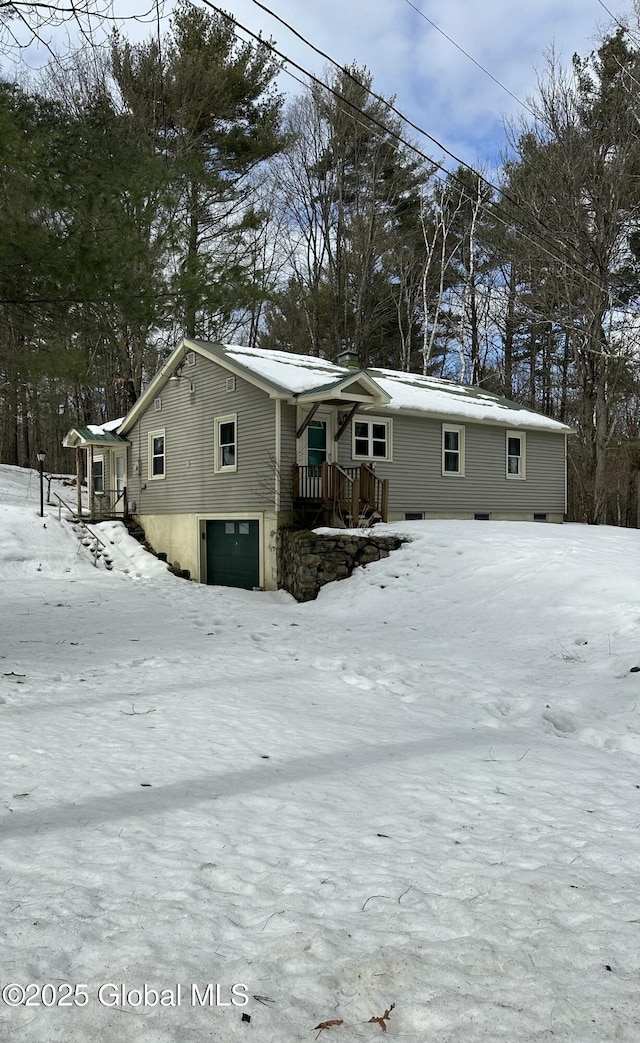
4, 0, 631, 171
222, 0, 624, 170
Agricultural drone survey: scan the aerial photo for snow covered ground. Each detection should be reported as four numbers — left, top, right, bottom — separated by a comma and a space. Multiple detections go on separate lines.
1, 463, 639, 1043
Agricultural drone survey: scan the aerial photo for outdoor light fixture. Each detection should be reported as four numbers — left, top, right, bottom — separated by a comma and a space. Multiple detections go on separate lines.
36, 450, 46, 518
170, 359, 186, 381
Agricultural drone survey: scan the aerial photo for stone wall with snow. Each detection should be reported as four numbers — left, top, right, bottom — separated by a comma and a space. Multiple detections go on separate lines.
277, 528, 404, 602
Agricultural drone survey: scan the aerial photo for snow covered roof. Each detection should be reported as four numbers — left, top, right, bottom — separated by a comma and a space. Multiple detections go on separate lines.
116, 339, 572, 435
366, 368, 571, 431
216, 343, 353, 395
62, 424, 128, 449
87, 418, 125, 435
211, 342, 572, 433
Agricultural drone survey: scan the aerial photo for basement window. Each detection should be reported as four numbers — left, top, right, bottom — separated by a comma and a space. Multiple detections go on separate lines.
405, 512, 424, 521
474, 513, 491, 520
533, 513, 547, 522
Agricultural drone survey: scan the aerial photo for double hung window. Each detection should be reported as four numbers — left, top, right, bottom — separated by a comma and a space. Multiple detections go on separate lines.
149, 431, 165, 479
215, 415, 237, 473
442, 425, 465, 476
506, 431, 526, 479
92, 455, 105, 493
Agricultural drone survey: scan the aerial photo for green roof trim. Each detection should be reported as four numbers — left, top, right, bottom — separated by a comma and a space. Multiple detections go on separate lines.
63, 428, 129, 448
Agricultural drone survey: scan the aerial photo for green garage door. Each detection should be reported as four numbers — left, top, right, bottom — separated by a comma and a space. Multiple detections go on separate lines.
206, 520, 260, 590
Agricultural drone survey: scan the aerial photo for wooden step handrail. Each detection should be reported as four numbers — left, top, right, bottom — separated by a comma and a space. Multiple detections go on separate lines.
292, 461, 388, 523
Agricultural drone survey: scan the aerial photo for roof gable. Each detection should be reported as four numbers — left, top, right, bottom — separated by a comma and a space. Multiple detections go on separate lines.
295, 370, 390, 406
118, 339, 295, 435
63, 427, 129, 449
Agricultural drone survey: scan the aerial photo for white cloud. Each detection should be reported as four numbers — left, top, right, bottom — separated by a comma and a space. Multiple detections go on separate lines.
223, 0, 619, 167
4, 0, 624, 170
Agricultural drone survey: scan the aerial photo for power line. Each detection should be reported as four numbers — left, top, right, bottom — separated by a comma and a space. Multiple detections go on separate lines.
596, 0, 628, 32
4, 0, 616, 286
0, 0, 620, 309
236, 0, 612, 282
202, 0, 609, 292
402, 0, 540, 122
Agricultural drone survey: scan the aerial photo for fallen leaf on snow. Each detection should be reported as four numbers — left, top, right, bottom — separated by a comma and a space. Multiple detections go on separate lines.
369, 1003, 395, 1031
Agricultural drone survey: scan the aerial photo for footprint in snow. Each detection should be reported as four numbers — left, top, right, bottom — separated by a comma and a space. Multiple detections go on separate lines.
542, 710, 578, 734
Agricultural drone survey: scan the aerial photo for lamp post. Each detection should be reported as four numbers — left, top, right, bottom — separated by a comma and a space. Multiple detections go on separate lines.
36, 450, 46, 518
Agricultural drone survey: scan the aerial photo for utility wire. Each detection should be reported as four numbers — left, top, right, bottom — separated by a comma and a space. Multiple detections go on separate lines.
5, 0, 613, 284
1, 0, 611, 308
0, 0, 618, 308
201, 0, 609, 293
402, 0, 540, 122
595, 0, 631, 34
232, 0, 610, 283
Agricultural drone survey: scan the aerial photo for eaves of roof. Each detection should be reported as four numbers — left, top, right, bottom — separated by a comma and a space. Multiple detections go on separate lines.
63, 428, 130, 448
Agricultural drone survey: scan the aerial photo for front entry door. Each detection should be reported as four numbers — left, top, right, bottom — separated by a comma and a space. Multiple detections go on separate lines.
307, 419, 327, 474
206, 520, 260, 590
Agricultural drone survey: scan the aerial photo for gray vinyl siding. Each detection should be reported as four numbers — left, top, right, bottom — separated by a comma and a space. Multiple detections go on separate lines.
338, 413, 566, 514
127, 357, 277, 515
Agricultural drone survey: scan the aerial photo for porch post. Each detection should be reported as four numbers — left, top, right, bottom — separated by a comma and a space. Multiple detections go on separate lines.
89, 445, 95, 520
76, 447, 82, 518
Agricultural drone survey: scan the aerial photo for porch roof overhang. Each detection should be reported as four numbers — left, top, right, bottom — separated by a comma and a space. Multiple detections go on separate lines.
291, 370, 391, 408
62, 428, 130, 449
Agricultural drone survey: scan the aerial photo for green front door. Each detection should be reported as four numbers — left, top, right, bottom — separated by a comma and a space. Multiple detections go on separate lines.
206, 520, 260, 590
307, 420, 327, 473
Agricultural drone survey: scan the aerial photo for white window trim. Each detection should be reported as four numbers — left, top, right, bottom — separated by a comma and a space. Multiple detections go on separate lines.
352, 416, 392, 462
92, 453, 105, 494
148, 428, 166, 481
442, 423, 465, 477
506, 430, 526, 480
214, 413, 238, 474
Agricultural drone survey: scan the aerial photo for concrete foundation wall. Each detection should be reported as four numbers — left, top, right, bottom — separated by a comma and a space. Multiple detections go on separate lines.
137, 510, 284, 589
386, 510, 564, 523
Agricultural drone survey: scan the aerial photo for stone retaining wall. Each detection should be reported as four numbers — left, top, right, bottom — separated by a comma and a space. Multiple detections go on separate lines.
277, 528, 405, 602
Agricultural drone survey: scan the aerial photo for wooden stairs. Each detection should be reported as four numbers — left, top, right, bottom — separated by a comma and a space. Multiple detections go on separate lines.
293, 462, 389, 528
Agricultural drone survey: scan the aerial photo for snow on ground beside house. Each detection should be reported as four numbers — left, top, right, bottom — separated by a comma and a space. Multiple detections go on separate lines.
1, 463, 639, 1043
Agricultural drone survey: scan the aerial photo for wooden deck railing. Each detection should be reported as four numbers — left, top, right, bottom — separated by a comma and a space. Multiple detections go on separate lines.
292, 462, 388, 523
89, 488, 128, 520
53, 488, 128, 522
